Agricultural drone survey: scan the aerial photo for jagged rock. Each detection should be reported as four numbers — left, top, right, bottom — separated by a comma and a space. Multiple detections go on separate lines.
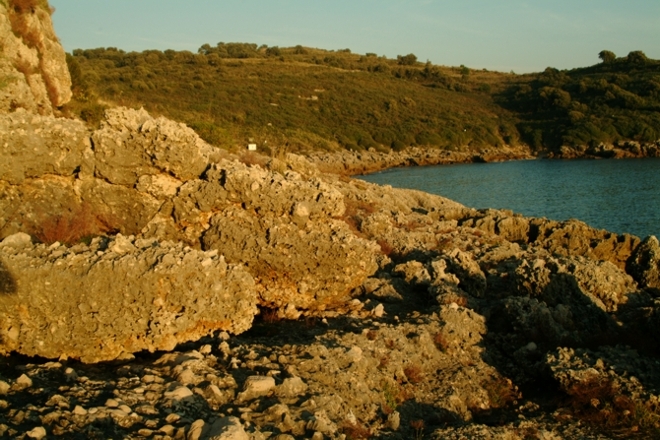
482, 251, 638, 356
627, 235, 660, 291
0, 174, 165, 241
308, 145, 532, 176
0, 110, 92, 183
237, 376, 276, 402
202, 207, 379, 315
393, 260, 432, 286
443, 248, 487, 297
92, 107, 217, 186
0, 2, 71, 115
505, 255, 636, 313
0, 234, 257, 362
438, 304, 487, 352
463, 213, 640, 269
78, 176, 163, 235
198, 416, 248, 440
547, 346, 660, 411
533, 219, 639, 269
0, 175, 86, 240
275, 377, 308, 398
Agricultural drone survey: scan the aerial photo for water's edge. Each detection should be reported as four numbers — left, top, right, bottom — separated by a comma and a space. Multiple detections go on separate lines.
359, 157, 660, 239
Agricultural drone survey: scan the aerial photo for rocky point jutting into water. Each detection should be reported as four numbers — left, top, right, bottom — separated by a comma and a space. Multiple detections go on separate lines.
2, 3, 660, 440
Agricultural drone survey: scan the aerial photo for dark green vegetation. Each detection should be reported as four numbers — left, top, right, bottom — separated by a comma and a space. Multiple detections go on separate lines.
64, 44, 660, 154
502, 50, 660, 150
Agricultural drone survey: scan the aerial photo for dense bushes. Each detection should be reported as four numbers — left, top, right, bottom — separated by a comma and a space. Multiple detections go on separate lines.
65, 44, 517, 153
500, 51, 660, 151
64, 44, 659, 154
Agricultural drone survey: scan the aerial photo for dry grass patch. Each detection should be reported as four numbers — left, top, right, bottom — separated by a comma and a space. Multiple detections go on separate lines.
341, 421, 371, 439
565, 377, 660, 434
482, 377, 520, 409
403, 364, 424, 384
31, 203, 115, 246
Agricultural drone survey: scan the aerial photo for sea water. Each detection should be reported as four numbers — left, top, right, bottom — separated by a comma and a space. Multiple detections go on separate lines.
359, 158, 660, 239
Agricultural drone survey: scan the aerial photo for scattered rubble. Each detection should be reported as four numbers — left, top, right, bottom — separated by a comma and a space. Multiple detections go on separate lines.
2, 6, 660, 436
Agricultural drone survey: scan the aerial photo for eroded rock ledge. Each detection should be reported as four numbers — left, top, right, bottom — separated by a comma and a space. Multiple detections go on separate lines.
0, 233, 257, 363
2, 107, 660, 439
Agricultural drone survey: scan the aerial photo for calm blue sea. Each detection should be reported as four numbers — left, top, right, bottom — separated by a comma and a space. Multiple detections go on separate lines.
359, 158, 660, 239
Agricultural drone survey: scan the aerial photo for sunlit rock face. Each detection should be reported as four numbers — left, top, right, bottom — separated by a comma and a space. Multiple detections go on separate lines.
0, 1, 72, 115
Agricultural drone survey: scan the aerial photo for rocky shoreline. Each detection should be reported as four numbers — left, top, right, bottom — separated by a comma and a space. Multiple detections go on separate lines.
304, 140, 660, 177
2, 4, 660, 439
2, 105, 660, 439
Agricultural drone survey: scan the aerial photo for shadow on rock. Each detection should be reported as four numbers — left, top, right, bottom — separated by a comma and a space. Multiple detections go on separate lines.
0, 259, 16, 295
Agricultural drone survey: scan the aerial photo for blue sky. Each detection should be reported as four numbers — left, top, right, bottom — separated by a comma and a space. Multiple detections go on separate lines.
50, 0, 660, 73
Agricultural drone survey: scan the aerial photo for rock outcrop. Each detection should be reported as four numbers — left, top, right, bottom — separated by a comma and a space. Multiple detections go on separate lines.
461, 210, 640, 269
92, 107, 218, 186
0, 108, 91, 184
0, 107, 387, 359
0, 13, 659, 433
626, 235, 660, 291
0, 233, 257, 363
308, 144, 533, 175
0, 1, 71, 115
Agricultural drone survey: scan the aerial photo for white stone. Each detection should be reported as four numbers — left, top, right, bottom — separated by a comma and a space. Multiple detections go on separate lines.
136, 174, 183, 199
64, 367, 78, 382
15, 374, 32, 389
372, 303, 385, 318
276, 377, 308, 397
187, 419, 205, 440
0, 232, 32, 248
26, 426, 47, 439
205, 416, 249, 440
176, 368, 197, 385
109, 234, 136, 255
237, 376, 276, 402
345, 346, 363, 363
105, 398, 119, 408
164, 386, 194, 401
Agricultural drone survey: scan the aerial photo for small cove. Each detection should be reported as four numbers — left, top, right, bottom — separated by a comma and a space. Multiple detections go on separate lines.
359, 157, 660, 239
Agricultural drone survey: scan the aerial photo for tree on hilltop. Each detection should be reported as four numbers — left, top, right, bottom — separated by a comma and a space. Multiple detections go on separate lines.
627, 50, 648, 64
397, 53, 417, 66
598, 50, 616, 63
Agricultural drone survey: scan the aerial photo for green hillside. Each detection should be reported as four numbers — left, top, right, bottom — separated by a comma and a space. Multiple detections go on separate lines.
501, 50, 660, 150
64, 44, 660, 155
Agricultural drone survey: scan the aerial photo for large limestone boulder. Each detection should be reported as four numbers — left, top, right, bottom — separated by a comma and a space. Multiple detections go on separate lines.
0, 234, 258, 362
0, 1, 71, 115
203, 207, 379, 317
0, 109, 92, 184
92, 107, 217, 186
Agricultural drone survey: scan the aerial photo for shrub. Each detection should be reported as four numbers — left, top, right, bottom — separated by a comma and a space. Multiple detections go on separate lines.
381, 380, 410, 414
391, 140, 406, 151
259, 307, 280, 324
403, 364, 424, 384
397, 53, 418, 66
410, 419, 425, 440
482, 377, 520, 409
341, 421, 371, 439
599, 50, 616, 63
31, 203, 113, 246
433, 332, 450, 352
